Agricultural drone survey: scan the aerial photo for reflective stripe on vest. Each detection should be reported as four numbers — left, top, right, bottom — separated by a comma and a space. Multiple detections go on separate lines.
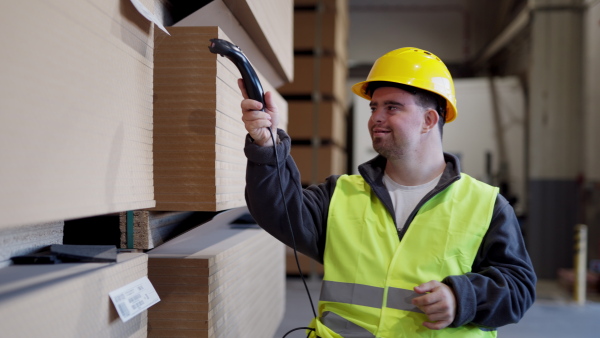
312, 173, 498, 337
321, 311, 375, 338
320, 280, 423, 314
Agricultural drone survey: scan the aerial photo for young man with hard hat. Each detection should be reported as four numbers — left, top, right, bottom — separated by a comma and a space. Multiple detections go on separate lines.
240, 48, 536, 337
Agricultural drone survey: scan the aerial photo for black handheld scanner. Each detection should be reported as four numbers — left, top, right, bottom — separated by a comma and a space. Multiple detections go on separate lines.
208, 38, 265, 110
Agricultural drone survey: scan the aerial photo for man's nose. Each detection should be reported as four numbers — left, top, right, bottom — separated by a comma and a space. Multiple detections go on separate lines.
370, 108, 384, 123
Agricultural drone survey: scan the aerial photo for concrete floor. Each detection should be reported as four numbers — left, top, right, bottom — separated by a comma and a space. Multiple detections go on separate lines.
274, 278, 600, 338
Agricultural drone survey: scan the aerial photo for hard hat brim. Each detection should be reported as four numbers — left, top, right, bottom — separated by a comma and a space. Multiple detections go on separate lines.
351, 80, 457, 123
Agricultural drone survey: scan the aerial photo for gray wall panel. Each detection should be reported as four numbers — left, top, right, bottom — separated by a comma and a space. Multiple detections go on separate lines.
527, 179, 581, 278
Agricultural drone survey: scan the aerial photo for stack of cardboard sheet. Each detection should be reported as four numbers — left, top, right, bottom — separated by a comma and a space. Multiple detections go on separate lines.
279, 54, 348, 103
153, 26, 288, 212
175, 0, 294, 87
290, 144, 347, 184
0, 253, 149, 337
221, 0, 294, 84
0, 221, 64, 268
147, 207, 285, 337
279, 0, 349, 186
0, 0, 157, 229
293, 0, 349, 63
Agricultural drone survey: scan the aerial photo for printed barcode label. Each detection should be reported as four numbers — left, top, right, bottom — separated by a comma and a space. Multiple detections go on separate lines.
109, 276, 160, 322
117, 302, 130, 318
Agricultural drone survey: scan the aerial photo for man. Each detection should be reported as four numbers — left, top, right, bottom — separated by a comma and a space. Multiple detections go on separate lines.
240, 47, 536, 337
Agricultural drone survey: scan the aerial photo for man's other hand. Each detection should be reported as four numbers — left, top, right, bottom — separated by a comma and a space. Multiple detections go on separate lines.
412, 280, 457, 330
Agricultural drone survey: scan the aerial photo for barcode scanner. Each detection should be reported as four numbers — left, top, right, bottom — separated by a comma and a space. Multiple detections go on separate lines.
208, 38, 265, 110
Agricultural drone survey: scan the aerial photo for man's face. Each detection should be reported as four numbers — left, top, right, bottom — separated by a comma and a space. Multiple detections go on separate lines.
368, 86, 426, 160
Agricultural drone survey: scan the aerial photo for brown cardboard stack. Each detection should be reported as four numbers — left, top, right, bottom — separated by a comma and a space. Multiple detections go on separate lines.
153, 26, 288, 212
174, 0, 293, 87
293, 0, 349, 61
0, 0, 156, 229
290, 144, 348, 184
0, 253, 149, 337
147, 207, 285, 337
221, 0, 294, 84
279, 0, 349, 186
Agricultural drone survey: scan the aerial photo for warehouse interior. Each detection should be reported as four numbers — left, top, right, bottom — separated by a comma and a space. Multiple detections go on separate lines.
1, 0, 599, 337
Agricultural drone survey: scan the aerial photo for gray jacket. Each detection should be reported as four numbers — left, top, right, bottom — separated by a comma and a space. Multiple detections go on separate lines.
244, 129, 536, 329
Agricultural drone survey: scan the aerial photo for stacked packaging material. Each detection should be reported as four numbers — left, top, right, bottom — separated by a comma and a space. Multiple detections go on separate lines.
153, 26, 287, 212
280, 0, 349, 186
0, 253, 149, 337
0, 0, 156, 229
147, 207, 285, 337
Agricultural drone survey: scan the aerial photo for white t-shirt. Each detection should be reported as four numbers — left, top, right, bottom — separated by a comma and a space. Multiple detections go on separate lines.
382, 172, 442, 231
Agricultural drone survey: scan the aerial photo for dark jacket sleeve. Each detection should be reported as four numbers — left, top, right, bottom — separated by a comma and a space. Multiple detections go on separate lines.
244, 129, 336, 262
444, 194, 537, 328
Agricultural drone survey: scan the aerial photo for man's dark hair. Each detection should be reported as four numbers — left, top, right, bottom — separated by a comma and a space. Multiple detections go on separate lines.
365, 81, 447, 136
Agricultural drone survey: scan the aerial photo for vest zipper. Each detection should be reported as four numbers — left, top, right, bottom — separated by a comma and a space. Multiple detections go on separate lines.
397, 175, 461, 241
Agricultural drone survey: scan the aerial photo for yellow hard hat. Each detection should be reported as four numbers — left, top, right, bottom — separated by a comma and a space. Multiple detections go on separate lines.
351, 47, 457, 122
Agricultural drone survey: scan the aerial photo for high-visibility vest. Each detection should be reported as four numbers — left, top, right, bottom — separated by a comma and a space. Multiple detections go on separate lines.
308, 173, 499, 337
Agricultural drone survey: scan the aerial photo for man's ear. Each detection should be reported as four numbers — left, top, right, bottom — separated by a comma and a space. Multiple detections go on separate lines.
422, 108, 439, 133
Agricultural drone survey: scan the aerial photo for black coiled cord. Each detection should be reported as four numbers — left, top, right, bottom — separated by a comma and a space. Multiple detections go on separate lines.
268, 128, 319, 338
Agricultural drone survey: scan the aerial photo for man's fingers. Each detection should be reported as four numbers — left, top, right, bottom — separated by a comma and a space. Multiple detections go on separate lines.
411, 281, 456, 331
244, 119, 272, 129
423, 320, 451, 330
422, 306, 453, 321
237, 78, 249, 100
264, 91, 276, 112
242, 109, 271, 121
412, 290, 442, 307
241, 98, 263, 112
414, 280, 439, 294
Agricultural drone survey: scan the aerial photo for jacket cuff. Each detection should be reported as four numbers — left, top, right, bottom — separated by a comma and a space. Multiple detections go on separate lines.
243, 128, 290, 165
443, 275, 476, 327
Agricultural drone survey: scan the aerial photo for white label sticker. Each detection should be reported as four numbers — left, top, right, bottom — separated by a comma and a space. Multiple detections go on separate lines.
109, 276, 160, 322
130, 0, 170, 35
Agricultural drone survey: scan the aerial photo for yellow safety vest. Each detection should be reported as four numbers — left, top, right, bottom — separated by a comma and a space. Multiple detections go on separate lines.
308, 174, 499, 338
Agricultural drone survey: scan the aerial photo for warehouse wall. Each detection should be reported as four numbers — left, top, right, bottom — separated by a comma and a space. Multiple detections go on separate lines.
527, 0, 585, 278
583, 0, 600, 263
584, 0, 600, 182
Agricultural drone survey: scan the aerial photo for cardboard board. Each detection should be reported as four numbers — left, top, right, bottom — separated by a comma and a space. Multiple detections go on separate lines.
278, 54, 348, 105
176, 0, 293, 87
290, 144, 347, 185
287, 100, 347, 147
147, 207, 285, 338
294, 7, 349, 59
0, 0, 157, 228
0, 253, 149, 337
153, 26, 287, 211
